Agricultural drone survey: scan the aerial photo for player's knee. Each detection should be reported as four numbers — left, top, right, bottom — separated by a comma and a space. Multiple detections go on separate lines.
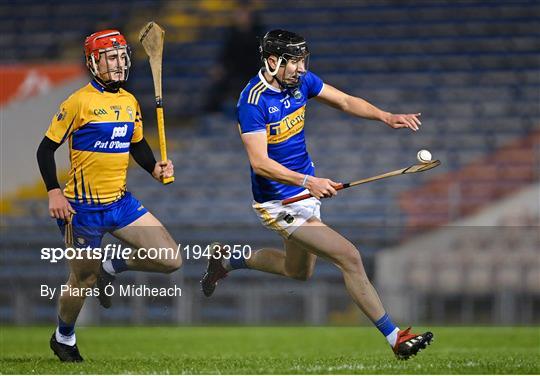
336, 247, 364, 274
160, 256, 182, 273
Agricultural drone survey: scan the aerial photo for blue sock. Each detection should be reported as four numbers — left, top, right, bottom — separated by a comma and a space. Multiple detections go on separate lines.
111, 258, 129, 273
374, 313, 397, 337
230, 255, 248, 270
58, 316, 75, 336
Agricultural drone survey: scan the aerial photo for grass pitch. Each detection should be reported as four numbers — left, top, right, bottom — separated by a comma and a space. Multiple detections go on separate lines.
1, 326, 538, 374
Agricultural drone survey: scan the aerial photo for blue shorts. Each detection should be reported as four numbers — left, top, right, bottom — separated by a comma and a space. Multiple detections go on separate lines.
57, 192, 148, 248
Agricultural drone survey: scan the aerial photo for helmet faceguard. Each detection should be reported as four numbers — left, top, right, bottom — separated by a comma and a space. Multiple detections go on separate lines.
260, 29, 310, 90
84, 30, 131, 91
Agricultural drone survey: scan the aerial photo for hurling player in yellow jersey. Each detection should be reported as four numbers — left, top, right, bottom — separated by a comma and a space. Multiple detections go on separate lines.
36, 30, 180, 362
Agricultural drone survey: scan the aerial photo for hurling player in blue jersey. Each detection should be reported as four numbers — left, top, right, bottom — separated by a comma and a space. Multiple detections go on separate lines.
202, 30, 433, 359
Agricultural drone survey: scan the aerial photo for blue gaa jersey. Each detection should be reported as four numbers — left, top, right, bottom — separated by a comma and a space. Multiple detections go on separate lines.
237, 70, 324, 203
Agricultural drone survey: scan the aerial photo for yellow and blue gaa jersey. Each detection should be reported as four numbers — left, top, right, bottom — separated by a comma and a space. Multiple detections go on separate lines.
237, 70, 324, 203
45, 80, 143, 205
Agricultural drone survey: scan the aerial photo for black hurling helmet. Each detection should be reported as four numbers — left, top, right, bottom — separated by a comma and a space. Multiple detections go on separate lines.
260, 29, 310, 90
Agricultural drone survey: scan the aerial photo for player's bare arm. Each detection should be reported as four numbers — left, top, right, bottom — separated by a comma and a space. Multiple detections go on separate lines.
241, 131, 340, 199
316, 83, 421, 131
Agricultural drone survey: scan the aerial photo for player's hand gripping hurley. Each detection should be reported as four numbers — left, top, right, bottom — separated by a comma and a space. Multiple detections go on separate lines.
139, 21, 174, 184
282, 160, 441, 205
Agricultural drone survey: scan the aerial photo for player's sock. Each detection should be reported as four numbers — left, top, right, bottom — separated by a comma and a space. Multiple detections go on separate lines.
373, 313, 400, 347
103, 258, 129, 275
224, 255, 248, 271
56, 316, 76, 346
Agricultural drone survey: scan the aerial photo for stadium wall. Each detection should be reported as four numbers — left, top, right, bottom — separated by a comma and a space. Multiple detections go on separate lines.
1, 65, 86, 198
376, 182, 539, 324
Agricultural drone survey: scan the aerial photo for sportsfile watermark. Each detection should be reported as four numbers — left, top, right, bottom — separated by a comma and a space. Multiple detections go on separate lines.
40, 243, 252, 263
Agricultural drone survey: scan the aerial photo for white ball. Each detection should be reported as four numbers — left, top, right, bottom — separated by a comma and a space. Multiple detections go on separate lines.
417, 149, 432, 163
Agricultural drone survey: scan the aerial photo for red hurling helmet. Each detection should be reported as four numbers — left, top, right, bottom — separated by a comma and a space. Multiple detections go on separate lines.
84, 29, 131, 89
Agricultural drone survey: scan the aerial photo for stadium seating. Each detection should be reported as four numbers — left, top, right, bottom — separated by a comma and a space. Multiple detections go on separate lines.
403, 225, 539, 323
1, 0, 539, 324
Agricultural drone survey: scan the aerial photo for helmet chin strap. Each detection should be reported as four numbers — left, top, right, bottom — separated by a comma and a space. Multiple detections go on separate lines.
264, 57, 283, 76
